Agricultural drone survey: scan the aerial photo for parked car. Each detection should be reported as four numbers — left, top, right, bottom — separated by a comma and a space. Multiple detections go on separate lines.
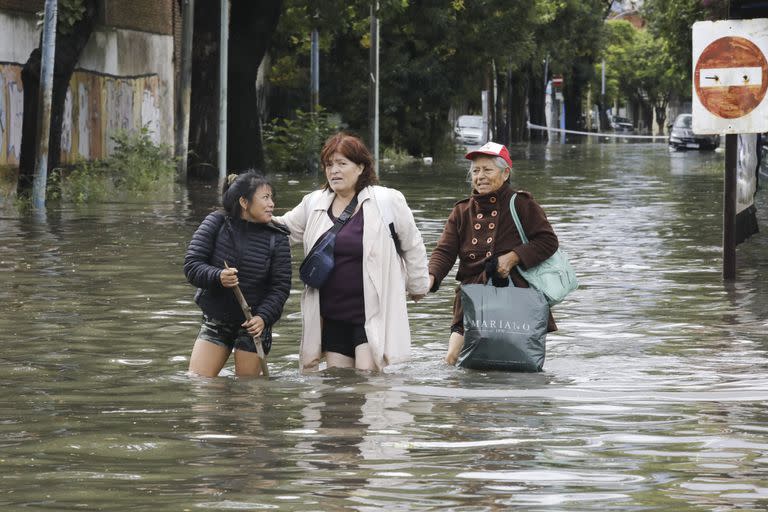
454, 115, 484, 145
610, 116, 634, 132
668, 113, 720, 151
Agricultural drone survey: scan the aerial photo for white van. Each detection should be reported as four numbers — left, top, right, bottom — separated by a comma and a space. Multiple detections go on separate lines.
454, 115, 485, 145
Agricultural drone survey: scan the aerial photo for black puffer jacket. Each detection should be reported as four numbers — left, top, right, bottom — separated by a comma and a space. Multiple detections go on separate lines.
184, 211, 292, 331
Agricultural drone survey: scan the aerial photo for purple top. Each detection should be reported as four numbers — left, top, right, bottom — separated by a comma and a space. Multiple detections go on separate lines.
320, 207, 365, 323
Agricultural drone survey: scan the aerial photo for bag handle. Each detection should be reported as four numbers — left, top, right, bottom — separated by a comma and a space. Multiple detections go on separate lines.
509, 193, 529, 244
485, 277, 514, 287
371, 186, 403, 256
328, 195, 359, 235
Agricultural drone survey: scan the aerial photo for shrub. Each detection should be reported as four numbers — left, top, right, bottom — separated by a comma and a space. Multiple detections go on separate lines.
107, 126, 176, 192
263, 108, 343, 174
50, 126, 176, 203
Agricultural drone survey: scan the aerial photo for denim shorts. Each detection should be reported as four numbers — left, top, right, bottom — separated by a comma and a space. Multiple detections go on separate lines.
196, 315, 271, 355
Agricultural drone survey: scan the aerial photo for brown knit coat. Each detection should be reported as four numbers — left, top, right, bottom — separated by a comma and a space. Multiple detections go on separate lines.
428, 183, 559, 332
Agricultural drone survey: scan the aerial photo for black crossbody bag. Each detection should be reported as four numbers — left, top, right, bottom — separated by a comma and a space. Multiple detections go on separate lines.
299, 195, 358, 288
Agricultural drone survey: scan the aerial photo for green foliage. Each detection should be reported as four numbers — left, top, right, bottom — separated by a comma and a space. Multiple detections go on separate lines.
595, 20, 640, 108
263, 109, 342, 174
49, 126, 176, 203
641, 0, 728, 99
107, 126, 176, 192
54, 159, 108, 203
269, 0, 611, 149
381, 146, 416, 166
37, 0, 86, 36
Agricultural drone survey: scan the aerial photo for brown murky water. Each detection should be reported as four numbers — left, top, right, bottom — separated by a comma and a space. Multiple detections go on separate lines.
1, 142, 767, 510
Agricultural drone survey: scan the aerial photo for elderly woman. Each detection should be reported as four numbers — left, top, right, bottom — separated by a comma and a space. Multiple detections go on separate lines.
428, 142, 559, 364
276, 132, 430, 372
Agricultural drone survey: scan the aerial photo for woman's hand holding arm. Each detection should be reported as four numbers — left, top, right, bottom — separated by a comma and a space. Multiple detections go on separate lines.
496, 251, 520, 278
428, 208, 460, 292
272, 191, 318, 247
388, 189, 430, 296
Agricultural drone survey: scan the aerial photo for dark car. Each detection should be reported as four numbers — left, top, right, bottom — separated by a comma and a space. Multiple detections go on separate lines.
668, 114, 720, 151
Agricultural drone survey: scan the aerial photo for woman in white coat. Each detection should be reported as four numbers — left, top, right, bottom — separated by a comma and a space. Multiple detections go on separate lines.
276, 132, 429, 372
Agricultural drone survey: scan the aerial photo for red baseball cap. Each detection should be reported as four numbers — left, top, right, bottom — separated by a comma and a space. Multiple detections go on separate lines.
464, 142, 512, 168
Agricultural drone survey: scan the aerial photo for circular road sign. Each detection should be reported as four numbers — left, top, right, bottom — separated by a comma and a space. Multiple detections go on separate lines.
694, 36, 768, 119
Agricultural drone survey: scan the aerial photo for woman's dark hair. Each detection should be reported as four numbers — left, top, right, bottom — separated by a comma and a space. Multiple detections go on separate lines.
221, 170, 274, 218
320, 132, 379, 193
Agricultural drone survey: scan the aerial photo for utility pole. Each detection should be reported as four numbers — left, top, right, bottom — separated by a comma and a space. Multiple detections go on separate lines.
310, 28, 319, 111
309, 24, 320, 175
600, 59, 606, 131
32, 0, 57, 209
218, 0, 229, 184
368, 1, 380, 175
723, 134, 737, 279
175, 0, 194, 180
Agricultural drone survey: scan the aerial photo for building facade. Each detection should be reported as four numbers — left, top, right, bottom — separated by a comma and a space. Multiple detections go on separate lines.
0, 0, 177, 167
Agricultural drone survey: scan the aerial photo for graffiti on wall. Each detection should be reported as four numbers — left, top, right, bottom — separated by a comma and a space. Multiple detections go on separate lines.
0, 66, 24, 166
0, 64, 161, 167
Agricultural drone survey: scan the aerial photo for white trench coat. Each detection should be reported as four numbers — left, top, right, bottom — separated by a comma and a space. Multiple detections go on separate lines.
276, 185, 430, 371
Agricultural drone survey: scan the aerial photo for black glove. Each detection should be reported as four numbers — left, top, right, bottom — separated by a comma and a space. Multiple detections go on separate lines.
484, 256, 509, 287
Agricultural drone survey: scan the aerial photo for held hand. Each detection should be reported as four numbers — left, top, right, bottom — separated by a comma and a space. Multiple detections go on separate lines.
243, 315, 265, 337
444, 332, 464, 366
409, 292, 425, 302
220, 267, 239, 288
496, 251, 520, 279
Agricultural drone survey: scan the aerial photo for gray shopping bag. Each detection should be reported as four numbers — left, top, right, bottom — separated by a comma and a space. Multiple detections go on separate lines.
458, 280, 550, 372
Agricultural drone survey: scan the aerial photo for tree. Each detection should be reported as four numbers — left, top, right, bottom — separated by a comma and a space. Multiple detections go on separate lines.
627, 31, 683, 133
188, 0, 282, 179
642, 0, 727, 100
266, 0, 612, 155
593, 19, 638, 127
17, 0, 98, 198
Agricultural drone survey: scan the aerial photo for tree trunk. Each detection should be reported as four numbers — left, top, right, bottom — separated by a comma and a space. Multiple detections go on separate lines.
597, 98, 610, 132
655, 101, 667, 135
495, 71, 505, 144
564, 69, 582, 131
228, 0, 281, 173
527, 62, 545, 142
188, 1, 221, 179
188, 0, 281, 179
17, 0, 98, 197
507, 69, 529, 143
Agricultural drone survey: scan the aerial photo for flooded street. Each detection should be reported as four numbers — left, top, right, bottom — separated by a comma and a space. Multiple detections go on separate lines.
2, 142, 768, 510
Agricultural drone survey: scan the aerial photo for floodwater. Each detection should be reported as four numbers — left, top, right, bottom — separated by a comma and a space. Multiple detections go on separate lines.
1, 143, 767, 511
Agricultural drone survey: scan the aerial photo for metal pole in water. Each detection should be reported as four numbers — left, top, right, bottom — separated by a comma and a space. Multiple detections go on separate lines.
218, 0, 229, 184
310, 28, 319, 111
309, 26, 320, 175
175, 0, 194, 180
32, 0, 58, 209
723, 133, 737, 280
369, 2, 380, 175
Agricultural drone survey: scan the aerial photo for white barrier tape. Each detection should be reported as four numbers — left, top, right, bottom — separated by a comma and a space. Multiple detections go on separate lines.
527, 122, 668, 140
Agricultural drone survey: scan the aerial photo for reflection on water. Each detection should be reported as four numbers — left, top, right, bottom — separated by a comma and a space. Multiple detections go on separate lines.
1, 143, 768, 510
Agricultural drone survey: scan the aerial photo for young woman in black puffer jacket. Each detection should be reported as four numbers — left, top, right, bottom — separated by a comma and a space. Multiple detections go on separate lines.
184, 171, 291, 377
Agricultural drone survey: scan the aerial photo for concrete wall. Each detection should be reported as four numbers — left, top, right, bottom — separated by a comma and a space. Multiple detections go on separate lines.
0, 12, 37, 166
0, 10, 174, 167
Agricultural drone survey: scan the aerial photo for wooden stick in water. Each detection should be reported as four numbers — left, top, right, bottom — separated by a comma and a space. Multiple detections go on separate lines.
224, 262, 269, 378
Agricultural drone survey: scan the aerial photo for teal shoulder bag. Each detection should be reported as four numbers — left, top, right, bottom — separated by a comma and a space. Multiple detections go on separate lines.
509, 193, 578, 306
